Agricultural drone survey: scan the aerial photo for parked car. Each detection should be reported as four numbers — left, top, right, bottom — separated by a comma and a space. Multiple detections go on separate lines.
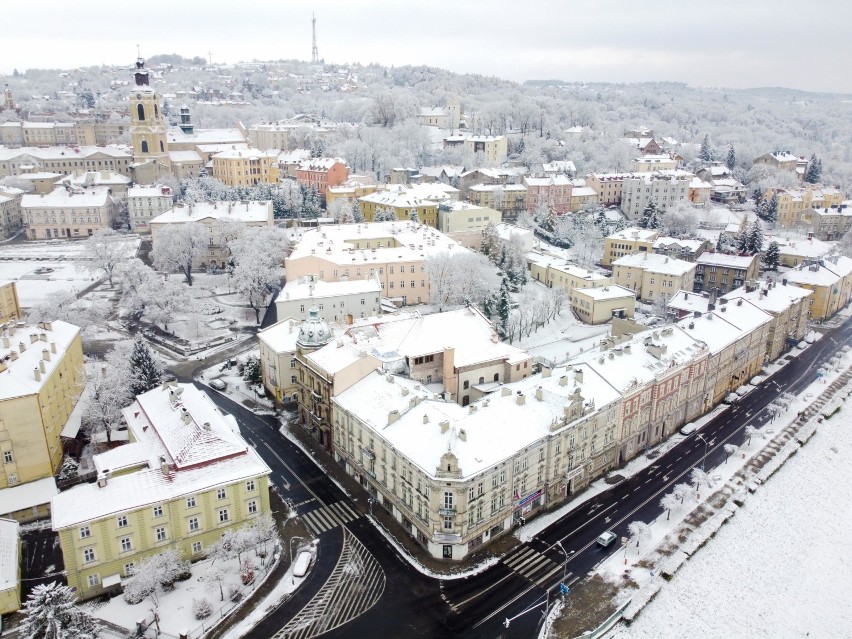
209, 379, 227, 391
679, 423, 697, 436
292, 549, 314, 577
596, 531, 617, 547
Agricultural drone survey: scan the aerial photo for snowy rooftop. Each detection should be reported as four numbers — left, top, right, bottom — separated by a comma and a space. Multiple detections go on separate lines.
419, 165, 465, 179
578, 326, 707, 392
468, 184, 527, 193
166, 127, 246, 145
0, 477, 58, 516
406, 183, 460, 201
696, 253, 756, 269
335, 362, 619, 479
298, 157, 347, 171
666, 290, 711, 315
21, 187, 112, 209
0, 145, 131, 161
526, 252, 610, 280
213, 148, 277, 160
461, 167, 528, 179
606, 227, 658, 242
128, 184, 173, 198
280, 276, 381, 302
613, 252, 695, 276
653, 237, 707, 251
258, 317, 313, 354
151, 201, 272, 225
765, 236, 833, 260
168, 150, 203, 163
63, 171, 130, 187
722, 281, 813, 314
287, 221, 467, 265
495, 223, 533, 243
277, 149, 313, 164
0, 320, 80, 401
359, 190, 438, 208
52, 384, 270, 530
572, 186, 598, 197
677, 300, 772, 354
524, 175, 573, 187
0, 519, 18, 592
16, 172, 62, 180
784, 256, 852, 286
574, 285, 635, 301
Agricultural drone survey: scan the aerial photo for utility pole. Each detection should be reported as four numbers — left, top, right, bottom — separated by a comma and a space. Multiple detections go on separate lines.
208, 51, 213, 65
311, 12, 319, 64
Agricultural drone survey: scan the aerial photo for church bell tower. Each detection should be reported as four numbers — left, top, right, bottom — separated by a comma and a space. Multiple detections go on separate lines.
130, 56, 171, 177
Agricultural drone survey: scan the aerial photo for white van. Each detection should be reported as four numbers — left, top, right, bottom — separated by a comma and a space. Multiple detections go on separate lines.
679, 423, 697, 436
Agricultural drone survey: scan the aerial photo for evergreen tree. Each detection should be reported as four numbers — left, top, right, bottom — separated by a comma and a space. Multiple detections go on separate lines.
747, 221, 763, 254
725, 144, 736, 171
699, 134, 713, 162
22, 582, 99, 639
498, 277, 511, 339
409, 210, 420, 223
352, 201, 364, 223
716, 233, 726, 252
805, 154, 822, 184
752, 187, 763, 204
763, 240, 781, 270
480, 223, 500, 260
766, 193, 778, 223
482, 291, 496, 320
737, 228, 750, 254
128, 338, 163, 397
639, 200, 660, 229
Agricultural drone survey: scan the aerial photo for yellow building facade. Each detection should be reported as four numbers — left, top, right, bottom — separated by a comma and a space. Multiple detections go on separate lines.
358, 191, 439, 227
52, 383, 272, 599
0, 282, 21, 323
784, 257, 852, 321
0, 321, 84, 490
212, 148, 280, 187
602, 227, 659, 267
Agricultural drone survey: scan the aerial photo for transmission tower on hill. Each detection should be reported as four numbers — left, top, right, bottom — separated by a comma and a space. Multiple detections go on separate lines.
311, 12, 319, 64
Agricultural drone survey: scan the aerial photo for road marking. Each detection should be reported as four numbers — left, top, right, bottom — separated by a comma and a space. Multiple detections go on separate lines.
260, 441, 292, 490
301, 501, 361, 536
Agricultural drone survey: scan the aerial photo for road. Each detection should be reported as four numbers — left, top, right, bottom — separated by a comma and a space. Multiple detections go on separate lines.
194, 315, 852, 639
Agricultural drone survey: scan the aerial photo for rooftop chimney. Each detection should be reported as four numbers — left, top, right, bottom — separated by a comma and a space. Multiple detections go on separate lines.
388, 409, 400, 425
440, 420, 450, 434
42, 349, 50, 362
33, 367, 40, 381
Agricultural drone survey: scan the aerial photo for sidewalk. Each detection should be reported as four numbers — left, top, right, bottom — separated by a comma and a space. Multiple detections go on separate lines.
280, 415, 521, 576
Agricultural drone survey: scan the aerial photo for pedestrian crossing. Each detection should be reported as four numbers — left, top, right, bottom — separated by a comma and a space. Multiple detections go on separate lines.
301, 501, 361, 536
503, 546, 565, 587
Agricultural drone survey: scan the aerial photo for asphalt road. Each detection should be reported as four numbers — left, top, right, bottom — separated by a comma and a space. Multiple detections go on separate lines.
194, 315, 852, 639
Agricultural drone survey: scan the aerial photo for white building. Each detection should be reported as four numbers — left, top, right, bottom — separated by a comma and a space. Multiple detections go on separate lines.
436, 201, 501, 240
127, 184, 174, 233
620, 171, 691, 220
275, 275, 382, 325
258, 317, 309, 403
21, 187, 117, 240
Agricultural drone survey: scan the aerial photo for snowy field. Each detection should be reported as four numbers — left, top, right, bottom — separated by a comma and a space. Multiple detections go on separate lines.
608, 405, 852, 639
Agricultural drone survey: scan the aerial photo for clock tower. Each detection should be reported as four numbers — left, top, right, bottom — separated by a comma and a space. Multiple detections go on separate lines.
130, 56, 171, 180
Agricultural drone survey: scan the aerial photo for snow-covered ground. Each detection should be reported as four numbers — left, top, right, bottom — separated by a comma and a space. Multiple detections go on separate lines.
608, 400, 852, 639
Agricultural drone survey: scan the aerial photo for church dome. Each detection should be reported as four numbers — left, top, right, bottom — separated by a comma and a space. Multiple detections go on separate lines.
297, 307, 332, 349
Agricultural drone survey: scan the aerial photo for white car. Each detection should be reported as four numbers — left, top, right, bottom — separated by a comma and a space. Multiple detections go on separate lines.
292, 549, 314, 577
596, 531, 617, 547
209, 379, 227, 391
679, 423, 697, 436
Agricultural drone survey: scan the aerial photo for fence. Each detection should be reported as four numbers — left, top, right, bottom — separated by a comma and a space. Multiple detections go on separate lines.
570, 599, 631, 639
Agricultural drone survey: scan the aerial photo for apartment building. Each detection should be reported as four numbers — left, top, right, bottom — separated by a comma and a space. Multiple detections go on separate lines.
459, 168, 527, 199
257, 317, 310, 404
783, 256, 852, 321
771, 187, 845, 228
527, 252, 611, 301
51, 383, 271, 600
467, 184, 527, 219
524, 176, 573, 215
0, 191, 23, 241
21, 187, 117, 240
585, 173, 636, 207
285, 221, 467, 306
0, 320, 84, 492
357, 191, 439, 227
800, 206, 852, 241
0, 146, 133, 180
0, 282, 21, 324
326, 179, 379, 210
150, 200, 273, 269
462, 136, 508, 164
211, 148, 280, 187
620, 172, 691, 221
248, 116, 334, 150
631, 155, 677, 172
602, 227, 658, 267
612, 253, 696, 303
571, 285, 635, 324
652, 237, 710, 262
693, 253, 760, 296
436, 201, 501, 245
753, 151, 799, 172
127, 184, 174, 233
296, 158, 349, 202
275, 275, 382, 325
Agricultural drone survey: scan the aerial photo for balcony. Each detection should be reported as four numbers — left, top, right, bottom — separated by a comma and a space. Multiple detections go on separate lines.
432, 531, 462, 544
362, 448, 375, 460
437, 507, 456, 516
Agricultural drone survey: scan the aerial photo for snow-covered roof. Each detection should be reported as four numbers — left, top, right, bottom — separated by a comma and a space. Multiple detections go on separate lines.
696, 253, 756, 269
280, 276, 381, 303
653, 237, 707, 251
722, 281, 813, 314
335, 362, 619, 479
0, 518, 18, 591
460, 167, 528, 179
572, 186, 598, 197
168, 150, 203, 163
0, 477, 57, 516
606, 227, 658, 242
494, 223, 533, 243
63, 171, 130, 187
52, 384, 271, 530
16, 172, 62, 180
21, 187, 112, 209
298, 157, 347, 172
128, 184, 173, 198
277, 149, 312, 164
765, 236, 833, 260
613, 252, 695, 276
0, 320, 80, 401
542, 160, 577, 173
784, 256, 852, 286
0, 145, 131, 161
468, 184, 527, 193
258, 317, 309, 354
526, 252, 610, 280
151, 201, 272, 225
524, 175, 573, 187
287, 221, 466, 266
166, 127, 246, 145
359, 190, 438, 209
666, 290, 711, 315
677, 300, 772, 354
574, 285, 635, 301
213, 148, 277, 161
419, 165, 465, 179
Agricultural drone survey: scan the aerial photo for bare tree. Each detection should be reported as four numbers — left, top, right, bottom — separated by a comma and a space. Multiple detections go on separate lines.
151, 222, 207, 286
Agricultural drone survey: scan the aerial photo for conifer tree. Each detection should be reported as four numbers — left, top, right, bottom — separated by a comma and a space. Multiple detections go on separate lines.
22, 582, 99, 639
699, 134, 713, 162
766, 194, 778, 223
639, 200, 660, 229
128, 338, 163, 397
747, 221, 763, 255
725, 144, 736, 171
763, 240, 781, 270
805, 154, 822, 184
498, 277, 511, 339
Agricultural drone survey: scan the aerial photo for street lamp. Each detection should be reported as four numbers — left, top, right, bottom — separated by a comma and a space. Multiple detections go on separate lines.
696, 433, 709, 471
554, 540, 571, 582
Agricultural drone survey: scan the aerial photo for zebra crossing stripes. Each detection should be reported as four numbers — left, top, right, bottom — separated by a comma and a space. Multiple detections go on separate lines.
503, 546, 563, 586
301, 501, 361, 535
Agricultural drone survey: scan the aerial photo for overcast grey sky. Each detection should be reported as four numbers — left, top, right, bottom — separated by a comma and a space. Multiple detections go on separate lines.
3, 0, 851, 93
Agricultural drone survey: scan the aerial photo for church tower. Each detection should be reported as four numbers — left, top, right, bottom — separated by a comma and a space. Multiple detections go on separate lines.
130, 56, 171, 178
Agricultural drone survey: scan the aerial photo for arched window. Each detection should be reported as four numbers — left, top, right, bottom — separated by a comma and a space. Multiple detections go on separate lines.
463, 380, 469, 390
154, 104, 159, 118
159, 140, 164, 152
478, 376, 485, 385
137, 103, 145, 121
494, 373, 499, 382
462, 395, 469, 407
140, 140, 149, 153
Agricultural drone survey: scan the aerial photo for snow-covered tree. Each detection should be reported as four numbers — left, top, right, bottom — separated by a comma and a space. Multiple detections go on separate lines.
763, 240, 781, 270
278, 180, 304, 218
351, 200, 365, 223
639, 199, 661, 230
725, 144, 736, 171
128, 338, 163, 397
83, 228, 125, 288
662, 201, 700, 237
723, 443, 738, 463
151, 222, 207, 286
228, 226, 287, 323
690, 467, 709, 490
480, 222, 501, 260
758, 193, 778, 223
498, 276, 511, 339
204, 566, 227, 602
424, 251, 499, 311
659, 493, 681, 521
673, 482, 693, 503
193, 597, 213, 619
837, 227, 852, 258
21, 582, 98, 639
116, 258, 158, 319
805, 153, 822, 184
29, 290, 107, 332
744, 424, 759, 445
123, 547, 190, 608
627, 520, 651, 549
144, 278, 191, 328
251, 512, 278, 566
699, 134, 714, 162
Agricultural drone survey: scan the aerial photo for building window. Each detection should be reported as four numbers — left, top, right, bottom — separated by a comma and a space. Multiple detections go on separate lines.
187, 496, 197, 509
217, 488, 227, 500
117, 516, 128, 528
80, 526, 91, 539
152, 505, 163, 518
443, 491, 454, 509
83, 548, 96, 563
141, 140, 149, 153
192, 541, 203, 554
2, 451, 11, 464
218, 508, 229, 523
137, 103, 145, 121
247, 500, 258, 514
120, 537, 132, 552
443, 516, 453, 530
246, 480, 256, 492
187, 516, 201, 532
124, 563, 135, 576
87, 574, 100, 588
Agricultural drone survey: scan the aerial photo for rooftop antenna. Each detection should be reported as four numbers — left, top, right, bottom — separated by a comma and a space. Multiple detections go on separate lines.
208, 51, 213, 65
136, 43, 141, 58
311, 12, 319, 64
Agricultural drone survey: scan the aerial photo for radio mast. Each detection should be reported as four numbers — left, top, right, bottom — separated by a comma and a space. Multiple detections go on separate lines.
311, 13, 319, 64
